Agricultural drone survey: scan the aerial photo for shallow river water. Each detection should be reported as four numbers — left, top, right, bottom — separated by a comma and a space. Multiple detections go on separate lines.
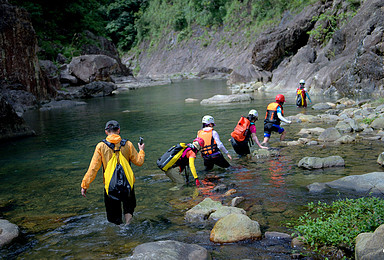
1, 79, 383, 259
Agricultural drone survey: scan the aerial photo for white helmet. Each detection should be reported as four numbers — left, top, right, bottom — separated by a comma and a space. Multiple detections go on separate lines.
248, 109, 258, 119
202, 115, 215, 125
299, 79, 305, 84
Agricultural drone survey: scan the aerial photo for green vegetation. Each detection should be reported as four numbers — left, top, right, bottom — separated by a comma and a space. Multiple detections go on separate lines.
291, 197, 384, 254
308, 0, 359, 45
9, 0, 359, 61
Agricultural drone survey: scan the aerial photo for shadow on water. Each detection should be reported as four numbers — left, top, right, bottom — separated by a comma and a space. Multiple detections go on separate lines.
1, 79, 383, 259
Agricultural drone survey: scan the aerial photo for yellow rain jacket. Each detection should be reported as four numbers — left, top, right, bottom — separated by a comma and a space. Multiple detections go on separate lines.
81, 134, 145, 190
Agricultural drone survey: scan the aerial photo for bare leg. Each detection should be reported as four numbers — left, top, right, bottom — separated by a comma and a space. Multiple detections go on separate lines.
262, 137, 270, 144
280, 131, 286, 141
124, 213, 132, 225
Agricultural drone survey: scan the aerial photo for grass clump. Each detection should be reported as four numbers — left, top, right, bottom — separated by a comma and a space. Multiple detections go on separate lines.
291, 197, 384, 254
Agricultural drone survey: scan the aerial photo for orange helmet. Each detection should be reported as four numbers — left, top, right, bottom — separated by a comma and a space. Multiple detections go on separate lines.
275, 94, 285, 103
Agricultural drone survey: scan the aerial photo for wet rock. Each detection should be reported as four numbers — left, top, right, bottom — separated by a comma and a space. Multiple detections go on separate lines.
307, 182, 327, 193
212, 184, 227, 193
335, 121, 352, 133
318, 127, 342, 142
68, 54, 120, 84
371, 117, 384, 130
297, 114, 318, 123
344, 118, 364, 132
298, 127, 325, 136
200, 94, 253, 105
307, 172, 384, 194
355, 224, 384, 260
298, 156, 345, 169
0, 219, 19, 247
185, 98, 199, 103
312, 103, 335, 110
0, 96, 35, 141
79, 81, 117, 98
210, 213, 261, 243
40, 100, 87, 111
208, 206, 246, 223
122, 240, 210, 260
334, 135, 355, 144
377, 152, 384, 166
231, 196, 245, 207
185, 198, 222, 223
60, 65, 78, 85
291, 236, 306, 248
336, 97, 356, 107
264, 231, 292, 241
223, 189, 236, 196
252, 148, 279, 159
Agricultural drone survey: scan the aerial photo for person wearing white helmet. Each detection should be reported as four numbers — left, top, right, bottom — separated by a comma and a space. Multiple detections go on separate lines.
296, 79, 312, 107
230, 109, 268, 156
197, 115, 232, 170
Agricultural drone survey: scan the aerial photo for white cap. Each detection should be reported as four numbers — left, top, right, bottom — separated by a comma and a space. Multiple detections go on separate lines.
299, 79, 305, 84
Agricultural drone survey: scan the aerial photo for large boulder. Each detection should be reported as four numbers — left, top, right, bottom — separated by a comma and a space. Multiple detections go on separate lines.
210, 213, 261, 243
78, 81, 117, 98
185, 198, 222, 223
0, 96, 35, 142
122, 240, 210, 260
208, 206, 246, 223
68, 54, 120, 84
307, 172, 384, 194
318, 127, 342, 142
0, 219, 19, 247
371, 117, 384, 130
298, 156, 345, 169
377, 152, 384, 166
200, 94, 253, 105
355, 224, 384, 260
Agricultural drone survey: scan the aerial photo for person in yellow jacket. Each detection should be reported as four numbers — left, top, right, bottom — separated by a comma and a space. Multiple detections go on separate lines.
81, 120, 145, 225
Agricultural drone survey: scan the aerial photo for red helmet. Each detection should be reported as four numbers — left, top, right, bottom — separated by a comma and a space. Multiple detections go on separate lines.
275, 94, 285, 103
193, 137, 205, 150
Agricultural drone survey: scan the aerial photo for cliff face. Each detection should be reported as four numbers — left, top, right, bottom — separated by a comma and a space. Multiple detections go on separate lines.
0, 0, 56, 100
134, 0, 384, 96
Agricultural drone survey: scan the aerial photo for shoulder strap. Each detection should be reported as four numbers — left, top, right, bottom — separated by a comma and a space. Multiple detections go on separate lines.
120, 139, 127, 146
102, 139, 115, 150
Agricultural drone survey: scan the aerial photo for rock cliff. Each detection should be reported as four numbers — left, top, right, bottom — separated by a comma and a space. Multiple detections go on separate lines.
133, 0, 384, 96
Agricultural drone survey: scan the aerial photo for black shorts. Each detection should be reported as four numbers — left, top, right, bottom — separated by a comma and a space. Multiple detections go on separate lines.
203, 152, 230, 171
264, 123, 284, 137
104, 188, 136, 225
230, 136, 250, 156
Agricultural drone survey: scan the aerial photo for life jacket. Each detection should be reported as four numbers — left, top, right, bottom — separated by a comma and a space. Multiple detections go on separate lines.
231, 116, 251, 142
198, 129, 219, 156
157, 143, 195, 172
264, 102, 284, 125
296, 88, 306, 107
102, 139, 135, 201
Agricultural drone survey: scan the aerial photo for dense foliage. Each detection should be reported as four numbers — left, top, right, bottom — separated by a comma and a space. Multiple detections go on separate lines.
9, 0, 359, 60
292, 197, 384, 254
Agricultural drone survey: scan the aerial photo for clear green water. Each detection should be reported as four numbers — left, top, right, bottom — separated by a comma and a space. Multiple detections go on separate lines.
1, 79, 383, 259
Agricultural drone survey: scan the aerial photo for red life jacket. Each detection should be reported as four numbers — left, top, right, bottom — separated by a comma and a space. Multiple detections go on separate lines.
231, 116, 251, 142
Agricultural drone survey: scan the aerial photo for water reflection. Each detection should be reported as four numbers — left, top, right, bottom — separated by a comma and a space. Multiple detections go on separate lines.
1, 79, 383, 259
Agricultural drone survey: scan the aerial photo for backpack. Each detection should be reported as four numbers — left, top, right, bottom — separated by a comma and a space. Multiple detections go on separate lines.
103, 139, 135, 201
157, 143, 193, 171
231, 116, 251, 142
296, 89, 304, 107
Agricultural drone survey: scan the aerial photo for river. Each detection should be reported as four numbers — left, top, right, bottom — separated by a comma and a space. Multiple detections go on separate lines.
1, 79, 383, 259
